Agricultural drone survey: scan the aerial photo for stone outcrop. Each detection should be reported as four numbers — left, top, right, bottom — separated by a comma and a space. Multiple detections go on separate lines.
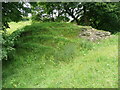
79, 27, 111, 41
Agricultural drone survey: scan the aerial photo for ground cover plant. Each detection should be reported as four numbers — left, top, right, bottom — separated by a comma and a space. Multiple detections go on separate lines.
2, 22, 118, 88
2, 2, 119, 88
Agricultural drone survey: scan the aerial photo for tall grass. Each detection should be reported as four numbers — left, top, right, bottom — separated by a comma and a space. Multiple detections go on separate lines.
3, 22, 118, 88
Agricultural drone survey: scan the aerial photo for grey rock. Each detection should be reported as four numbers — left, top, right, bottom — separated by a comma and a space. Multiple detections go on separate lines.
79, 27, 111, 42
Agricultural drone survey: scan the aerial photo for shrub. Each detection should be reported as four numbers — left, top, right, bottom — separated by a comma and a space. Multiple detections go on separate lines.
2, 28, 25, 60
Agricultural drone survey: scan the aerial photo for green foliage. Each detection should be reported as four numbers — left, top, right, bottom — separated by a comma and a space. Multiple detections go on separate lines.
31, 2, 120, 33
80, 2, 120, 33
2, 21, 31, 60
31, 13, 42, 21
2, 2, 31, 30
55, 16, 69, 22
3, 22, 118, 88
2, 2, 119, 87
2, 28, 25, 60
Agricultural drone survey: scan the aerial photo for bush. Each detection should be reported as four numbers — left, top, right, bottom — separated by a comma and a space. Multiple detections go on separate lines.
2, 28, 25, 60
55, 16, 70, 22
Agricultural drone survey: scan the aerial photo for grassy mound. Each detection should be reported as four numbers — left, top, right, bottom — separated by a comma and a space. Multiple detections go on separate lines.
3, 22, 118, 88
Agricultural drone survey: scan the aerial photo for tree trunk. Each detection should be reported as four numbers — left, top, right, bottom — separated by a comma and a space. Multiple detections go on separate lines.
83, 5, 89, 26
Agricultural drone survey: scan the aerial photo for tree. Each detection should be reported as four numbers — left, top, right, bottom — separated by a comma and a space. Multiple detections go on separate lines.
2, 2, 31, 60
31, 2, 120, 33
2, 2, 31, 31
80, 2, 120, 33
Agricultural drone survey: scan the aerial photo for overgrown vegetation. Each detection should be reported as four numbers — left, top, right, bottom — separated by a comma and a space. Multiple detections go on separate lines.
2, 2, 31, 30
2, 21, 31, 60
1, 2, 119, 88
31, 2, 120, 33
3, 22, 118, 88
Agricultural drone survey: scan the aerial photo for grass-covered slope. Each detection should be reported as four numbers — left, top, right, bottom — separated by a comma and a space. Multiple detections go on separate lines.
3, 22, 118, 88
6, 21, 31, 35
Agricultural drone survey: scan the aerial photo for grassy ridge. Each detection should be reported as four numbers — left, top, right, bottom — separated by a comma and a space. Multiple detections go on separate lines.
3, 22, 118, 88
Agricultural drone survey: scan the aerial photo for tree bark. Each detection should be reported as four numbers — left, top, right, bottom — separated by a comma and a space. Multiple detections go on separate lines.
83, 5, 89, 26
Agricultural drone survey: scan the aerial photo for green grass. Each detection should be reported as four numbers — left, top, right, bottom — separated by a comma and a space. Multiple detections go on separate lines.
3, 22, 118, 88
6, 21, 31, 35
